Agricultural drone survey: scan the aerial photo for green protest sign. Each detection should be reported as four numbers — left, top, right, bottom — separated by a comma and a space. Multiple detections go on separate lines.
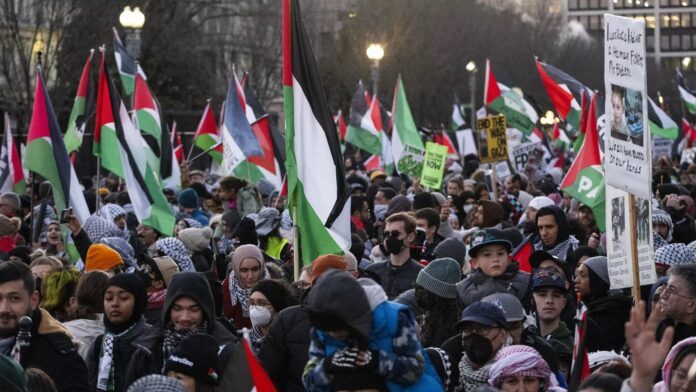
420, 142, 449, 189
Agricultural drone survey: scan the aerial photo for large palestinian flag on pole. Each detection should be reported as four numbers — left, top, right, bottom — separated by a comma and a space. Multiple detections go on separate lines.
677, 69, 696, 116
64, 50, 93, 154
221, 74, 263, 175
345, 81, 383, 155
535, 59, 587, 132
0, 114, 26, 194
390, 76, 425, 174
171, 121, 184, 163
94, 51, 175, 236
112, 27, 136, 96
283, 0, 351, 265
26, 68, 89, 223
560, 94, 605, 231
193, 101, 223, 164
648, 97, 678, 140
484, 59, 539, 136
451, 95, 466, 131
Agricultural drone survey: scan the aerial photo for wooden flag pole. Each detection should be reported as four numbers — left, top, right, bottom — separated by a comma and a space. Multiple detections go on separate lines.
95, 155, 101, 211
628, 193, 641, 304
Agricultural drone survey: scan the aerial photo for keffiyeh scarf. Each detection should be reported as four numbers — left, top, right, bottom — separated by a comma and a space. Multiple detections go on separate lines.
97, 322, 138, 391
457, 353, 492, 392
534, 235, 579, 261
155, 237, 195, 272
99, 204, 129, 240
161, 321, 208, 361
227, 268, 268, 318
98, 237, 137, 269
84, 215, 124, 243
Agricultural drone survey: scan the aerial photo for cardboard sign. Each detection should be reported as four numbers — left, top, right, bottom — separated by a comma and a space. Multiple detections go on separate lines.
476, 114, 508, 163
510, 142, 543, 173
420, 142, 449, 189
652, 137, 673, 163
395, 144, 426, 177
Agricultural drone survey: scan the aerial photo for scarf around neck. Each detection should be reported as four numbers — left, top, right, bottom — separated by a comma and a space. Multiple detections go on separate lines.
161, 321, 209, 362
534, 235, 579, 260
97, 321, 140, 391
457, 353, 493, 392
228, 269, 267, 318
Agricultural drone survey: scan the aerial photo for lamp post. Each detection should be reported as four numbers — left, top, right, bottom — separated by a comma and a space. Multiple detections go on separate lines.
119, 6, 145, 59
466, 61, 477, 125
366, 43, 384, 97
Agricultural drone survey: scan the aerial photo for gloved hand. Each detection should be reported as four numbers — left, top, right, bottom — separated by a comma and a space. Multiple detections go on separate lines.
325, 348, 360, 372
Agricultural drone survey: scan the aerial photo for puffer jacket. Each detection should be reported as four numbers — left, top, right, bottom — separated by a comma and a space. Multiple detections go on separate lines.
365, 259, 424, 299
456, 261, 531, 307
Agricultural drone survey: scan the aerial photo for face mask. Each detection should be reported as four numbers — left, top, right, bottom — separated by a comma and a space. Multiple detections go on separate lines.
415, 289, 438, 310
464, 205, 475, 214
461, 333, 493, 365
250, 306, 273, 327
383, 236, 405, 255
373, 204, 388, 220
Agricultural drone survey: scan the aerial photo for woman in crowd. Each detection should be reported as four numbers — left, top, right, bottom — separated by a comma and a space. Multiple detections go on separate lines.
248, 279, 295, 352
64, 271, 110, 359
40, 268, 80, 322
488, 345, 558, 392
223, 244, 268, 330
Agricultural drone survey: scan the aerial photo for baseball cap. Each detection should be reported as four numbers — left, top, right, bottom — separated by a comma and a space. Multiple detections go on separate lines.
455, 302, 508, 331
532, 268, 567, 292
468, 228, 513, 257
529, 250, 571, 280
481, 293, 525, 322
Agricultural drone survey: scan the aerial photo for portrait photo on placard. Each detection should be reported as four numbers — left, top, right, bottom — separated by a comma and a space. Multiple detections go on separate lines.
610, 83, 644, 147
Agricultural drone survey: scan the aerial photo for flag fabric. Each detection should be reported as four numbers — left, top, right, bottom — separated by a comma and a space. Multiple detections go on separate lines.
334, 110, 347, 141
161, 123, 181, 190
242, 73, 287, 169
454, 128, 478, 157
648, 97, 678, 140
364, 154, 382, 172
94, 51, 175, 236
682, 118, 696, 148
390, 76, 425, 174
171, 121, 184, 163
64, 50, 94, 154
193, 102, 224, 164
535, 59, 587, 132
221, 74, 263, 175
345, 81, 384, 155
560, 94, 606, 232
242, 332, 278, 391
283, 0, 351, 265
677, 69, 696, 116
112, 27, 136, 96
451, 96, 466, 131
26, 69, 89, 223
569, 301, 590, 390
552, 122, 572, 149
510, 234, 533, 273
0, 114, 26, 194
484, 60, 539, 136
380, 131, 395, 175
433, 130, 458, 159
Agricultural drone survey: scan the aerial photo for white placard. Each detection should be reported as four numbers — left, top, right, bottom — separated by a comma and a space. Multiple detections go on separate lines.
604, 14, 651, 199
652, 137, 673, 162
510, 142, 542, 173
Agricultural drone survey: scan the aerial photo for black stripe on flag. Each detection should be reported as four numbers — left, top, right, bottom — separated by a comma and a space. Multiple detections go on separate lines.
40, 71, 72, 205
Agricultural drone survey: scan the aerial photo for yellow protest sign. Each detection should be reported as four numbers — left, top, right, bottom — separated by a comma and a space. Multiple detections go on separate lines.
476, 114, 508, 163
420, 142, 449, 189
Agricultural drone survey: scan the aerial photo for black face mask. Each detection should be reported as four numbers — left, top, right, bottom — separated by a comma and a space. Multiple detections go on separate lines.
461, 333, 494, 365
383, 236, 405, 255
415, 289, 438, 310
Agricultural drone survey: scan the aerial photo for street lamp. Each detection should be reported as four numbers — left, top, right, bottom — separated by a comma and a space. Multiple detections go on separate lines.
466, 61, 477, 125
366, 43, 384, 97
119, 6, 145, 59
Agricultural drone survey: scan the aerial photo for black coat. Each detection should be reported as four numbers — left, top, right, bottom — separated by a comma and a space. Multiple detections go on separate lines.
365, 259, 424, 299
585, 294, 632, 352
86, 318, 153, 392
257, 305, 311, 392
20, 308, 90, 392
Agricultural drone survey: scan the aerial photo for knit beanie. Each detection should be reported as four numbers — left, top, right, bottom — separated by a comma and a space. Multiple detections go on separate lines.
655, 243, 696, 267
126, 375, 185, 392
231, 244, 265, 276
652, 209, 674, 242
583, 256, 610, 285
178, 188, 199, 209
528, 196, 555, 211
163, 334, 221, 385
0, 354, 26, 392
85, 244, 124, 272
0, 215, 21, 237
103, 273, 147, 333
310, 254, 347, 283
433, 237, 467, 268
251, 279, 291, 313
153, 256, 180, 287
415, 258, 461, 299
178, 227, 213, 253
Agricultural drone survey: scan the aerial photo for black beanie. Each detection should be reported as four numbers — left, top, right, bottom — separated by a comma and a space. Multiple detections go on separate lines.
103, 273, 147, 333
251, 280, 291, 313
163, 333, 221, 385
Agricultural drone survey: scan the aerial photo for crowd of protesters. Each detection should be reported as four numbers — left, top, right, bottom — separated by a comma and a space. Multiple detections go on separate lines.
0, 155, 695, 392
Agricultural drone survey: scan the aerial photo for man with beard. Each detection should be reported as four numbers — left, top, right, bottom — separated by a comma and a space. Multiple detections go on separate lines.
0, 260, 89, 391
533, 205, 579, 261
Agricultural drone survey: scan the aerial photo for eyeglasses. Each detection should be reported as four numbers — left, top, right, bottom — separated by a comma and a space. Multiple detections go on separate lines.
384, 230, 404, 238
249, 299, 273, 308
461, 324, 499, 336
662, 285, 695, 300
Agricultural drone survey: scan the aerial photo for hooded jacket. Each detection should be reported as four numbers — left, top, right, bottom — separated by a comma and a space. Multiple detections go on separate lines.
585, 294, 632, 352
125, 272, 237, 386
533, 205, 579, 260
456, 261, 531, 308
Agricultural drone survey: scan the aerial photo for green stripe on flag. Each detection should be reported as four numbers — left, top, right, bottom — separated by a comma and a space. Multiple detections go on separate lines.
562, 164, 605, 209
100, 124, 125, 177
136, 109, 162, 144
233, 160, 264, 184
120, 73, 134, 96
64, 97, 85, 154
649, 120, 678, 140
25, 139, 68, 210
345, 125, 382, 155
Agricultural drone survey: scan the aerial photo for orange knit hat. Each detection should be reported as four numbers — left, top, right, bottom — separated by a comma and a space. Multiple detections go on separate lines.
310, 254, 347, 283
85, 244, 124, 272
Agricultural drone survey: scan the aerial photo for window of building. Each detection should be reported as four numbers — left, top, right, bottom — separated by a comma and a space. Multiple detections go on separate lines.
683, 34, 692, 50
647, 34, 655, 50
662, 34, 671, 50
673, 34, 682, 49
590, 15, 601, 29
569, 0, 579, 9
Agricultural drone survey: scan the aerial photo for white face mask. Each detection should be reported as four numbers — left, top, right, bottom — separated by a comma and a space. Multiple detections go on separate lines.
250, 306, 273, 327
373, 204, 388, 220
463, 204, 475, 214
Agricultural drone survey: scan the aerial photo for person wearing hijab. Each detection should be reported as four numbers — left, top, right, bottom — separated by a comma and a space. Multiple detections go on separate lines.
99, 204, 130, 241
534, 205, 579, 261
653, 337, 696, 392
487, 345, 559, 392
155, 237, 196, 272
222, 244, 267, 330
87, 274, 152, 392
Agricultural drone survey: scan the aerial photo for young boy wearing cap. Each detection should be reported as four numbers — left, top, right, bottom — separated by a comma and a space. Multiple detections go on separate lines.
456, 228, 531, 308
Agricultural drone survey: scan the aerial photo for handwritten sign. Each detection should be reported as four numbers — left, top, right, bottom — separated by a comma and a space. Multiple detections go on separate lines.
420, 142, 449, 189
476, 114, 508, 163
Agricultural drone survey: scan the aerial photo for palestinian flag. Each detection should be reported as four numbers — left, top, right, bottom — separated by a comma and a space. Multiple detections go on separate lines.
451, 96, 466, 131
64, 50, 94, 154
242, 72, 287, 168
364, 154, 382, 172
26, 68, 89, 223
345, 81, 384, 155
171, 121, 184, 163
535, 59, 586, 132
552, 122, 572, 149
484, 60, 539, 136
334, 110, 347, 141
511, 234, 533, 273
283, 0, 351, 265
94, 50, 175, 236
569, 300, 590, 390
193, 101, 223, 164
560, 94, 606, 232
221, 73, 263, 175
0, 114, 26, 194
390, 76, 425, 174
433, 130, 458, 159
242, 332, 278, 391
682, 118, 696, 148
380, 131, 395, 174
677, 69, 696, 116
112, 27, 136, 96
161, 123, 181, 190
648, 97, 678, 140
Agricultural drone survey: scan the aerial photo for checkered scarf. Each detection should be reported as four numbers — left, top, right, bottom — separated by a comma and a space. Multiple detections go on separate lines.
534, 235, 579, 261
98, 237, 137, 269
84, 215, 124, 243
501, 194, 524, 225
457, 352, 492, 392
125, 375, 185, 392
654, 232, 669, 251
161, 321, 208, 362
97, 322, 139, 391
98, 204, 129, 240
488, 345, 551, 389
155, 237, 195, 272
652, 209, 673, 242
655, 243, 696, 266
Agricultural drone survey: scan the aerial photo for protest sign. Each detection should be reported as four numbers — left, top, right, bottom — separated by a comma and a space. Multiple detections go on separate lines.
510, 141, 542, 173
455, 128, 477, 157
395, 144, 426, 177
604, 14, 651, 199
605, 184, 656, 289
681, 147, 696, 165
476, 114, 508, 163
651, 137, 673, 162
494, 161, 512, 180
420, 142, 448, 189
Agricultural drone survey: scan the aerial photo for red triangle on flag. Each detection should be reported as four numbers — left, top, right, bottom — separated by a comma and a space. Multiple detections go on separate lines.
248, 116, 277, 174
484, 59, 502, 104
242, 336, 277, 391
560, 94, 601, 189
511, 235, 533, 273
